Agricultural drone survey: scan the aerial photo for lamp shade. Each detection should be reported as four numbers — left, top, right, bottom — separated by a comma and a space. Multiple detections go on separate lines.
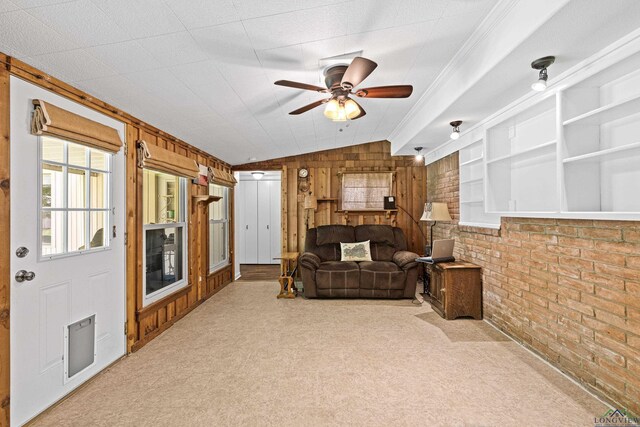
303, 194, 317, 210
420, 202, 451, 222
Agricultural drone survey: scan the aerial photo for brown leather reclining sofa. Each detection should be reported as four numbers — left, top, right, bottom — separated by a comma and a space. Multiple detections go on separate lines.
299, 224, 419, 298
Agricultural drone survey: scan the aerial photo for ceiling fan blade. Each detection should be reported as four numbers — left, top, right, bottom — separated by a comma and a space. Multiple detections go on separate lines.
341, 57, 377, 89
289, 99, 328, 115
275, 80, 327, 92
354, 85, 413, 98
350, 99, 366, 120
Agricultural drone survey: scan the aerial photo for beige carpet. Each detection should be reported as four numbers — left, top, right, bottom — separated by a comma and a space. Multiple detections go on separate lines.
33, 281, 607, 426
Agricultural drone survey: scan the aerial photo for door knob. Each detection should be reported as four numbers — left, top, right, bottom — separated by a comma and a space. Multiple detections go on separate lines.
15, 270, 36, 282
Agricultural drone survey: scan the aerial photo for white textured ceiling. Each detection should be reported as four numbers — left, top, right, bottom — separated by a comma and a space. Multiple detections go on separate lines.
0, 0, 499, 164
3, 0, 638, 165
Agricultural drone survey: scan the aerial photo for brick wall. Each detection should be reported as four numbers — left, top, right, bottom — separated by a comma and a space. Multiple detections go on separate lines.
427, 152, 640, 415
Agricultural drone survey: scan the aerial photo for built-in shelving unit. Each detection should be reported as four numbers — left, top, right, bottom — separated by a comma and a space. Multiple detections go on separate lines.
486, 96, 557, 214
459, 139, 500, 228
562, 51, 640, 214
459, 46, 640, 226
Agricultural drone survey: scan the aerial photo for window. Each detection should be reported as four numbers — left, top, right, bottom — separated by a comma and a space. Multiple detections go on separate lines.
40, 136, 111, 258
143, 169, 188, 305
209, 184, 229, 273
341, 172, 393, 211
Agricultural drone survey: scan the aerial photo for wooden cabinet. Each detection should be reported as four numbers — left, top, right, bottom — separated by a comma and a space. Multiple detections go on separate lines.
428, 261, 482, 320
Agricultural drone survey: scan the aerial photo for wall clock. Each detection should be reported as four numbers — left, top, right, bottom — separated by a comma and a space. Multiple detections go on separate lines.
299, 168, 309, 178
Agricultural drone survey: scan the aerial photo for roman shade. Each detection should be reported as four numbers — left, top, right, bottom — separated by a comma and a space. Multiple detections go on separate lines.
208, 166, 237, 187
137, 140, 199, 179
31, 99, 123, 153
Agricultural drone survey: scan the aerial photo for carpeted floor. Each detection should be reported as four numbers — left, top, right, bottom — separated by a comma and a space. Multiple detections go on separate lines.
33, 281, 607, 426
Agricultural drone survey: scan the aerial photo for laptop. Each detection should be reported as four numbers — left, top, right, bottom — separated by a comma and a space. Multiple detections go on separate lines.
416, 239, 455, 264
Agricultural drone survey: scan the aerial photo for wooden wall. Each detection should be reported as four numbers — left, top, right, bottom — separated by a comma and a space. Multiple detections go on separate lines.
126, 126, 234, 352
0, 62, 11, 427
0, 54, 234, 424
234, 141, 428, 254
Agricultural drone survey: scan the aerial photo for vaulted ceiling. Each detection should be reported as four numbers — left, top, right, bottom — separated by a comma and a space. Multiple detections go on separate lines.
1, 0, 639, 164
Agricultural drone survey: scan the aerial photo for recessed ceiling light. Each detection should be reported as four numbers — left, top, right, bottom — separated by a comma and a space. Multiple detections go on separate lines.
449, 121, 462, 140
531, 56, 555, 91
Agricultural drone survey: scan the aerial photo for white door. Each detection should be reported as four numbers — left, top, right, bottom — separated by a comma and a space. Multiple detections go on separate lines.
243, 180, 258, 263
269, 180, 281, 263
10, 78, 126, 426
257, 180, 271, 264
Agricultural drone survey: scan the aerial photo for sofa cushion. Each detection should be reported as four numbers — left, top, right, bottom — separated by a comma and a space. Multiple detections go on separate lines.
316, 261, 360, 291
305, 228, 340, 261
369, 243, 396, 262
340, 241, 372, 262
317, 225, 355, 246
355, 225, 395, 246
393, 227, 408, 251
358, 261, 406, 291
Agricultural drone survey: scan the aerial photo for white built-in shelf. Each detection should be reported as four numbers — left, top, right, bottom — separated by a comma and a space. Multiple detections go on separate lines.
486, 140, 556, 165
563, 94, 640, 126
461, 200, 484, 204
460, 177, 483, 185
563, 141, 640, 164
459, 156, 483, 167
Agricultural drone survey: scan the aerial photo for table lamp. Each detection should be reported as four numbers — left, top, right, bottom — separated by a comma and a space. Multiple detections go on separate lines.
420, 202, 452, 256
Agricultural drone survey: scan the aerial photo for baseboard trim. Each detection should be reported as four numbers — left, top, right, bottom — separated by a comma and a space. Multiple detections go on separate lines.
483, 319, 617, 412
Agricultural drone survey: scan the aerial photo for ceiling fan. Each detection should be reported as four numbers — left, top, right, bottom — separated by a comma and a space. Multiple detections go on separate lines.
274, 57, 413, 121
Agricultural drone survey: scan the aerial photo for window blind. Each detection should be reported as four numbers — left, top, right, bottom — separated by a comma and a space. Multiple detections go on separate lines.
137, 140, 199, 179
31, 99, 122, 153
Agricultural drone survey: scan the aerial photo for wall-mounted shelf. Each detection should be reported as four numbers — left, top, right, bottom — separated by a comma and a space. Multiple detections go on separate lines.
486, 140, 556, 165
563, 94, 640, 126
192, 195, 222, 205
460, 177, 483, 185
459, 156, 483, 167
335, 209, 398, 214
563, 141, 640, 164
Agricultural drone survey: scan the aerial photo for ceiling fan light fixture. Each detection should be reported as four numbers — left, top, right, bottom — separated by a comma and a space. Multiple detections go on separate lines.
251, 171, 265, 180
333, 104, 347, 122
449, 120, 462, 140
530, 56, 555, 92
323, 99, 340, 120
344, 98, 360, 119
414, 147, 424, 161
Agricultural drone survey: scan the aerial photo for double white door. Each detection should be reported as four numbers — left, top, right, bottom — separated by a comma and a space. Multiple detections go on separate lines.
241, 180, 280, 264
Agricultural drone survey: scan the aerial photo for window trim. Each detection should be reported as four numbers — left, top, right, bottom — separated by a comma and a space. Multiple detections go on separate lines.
38, 136, 114, 261
142, 174, 189, 307
208, 184, 230, 274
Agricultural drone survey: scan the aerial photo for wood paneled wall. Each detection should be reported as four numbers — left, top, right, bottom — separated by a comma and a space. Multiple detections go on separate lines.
0, 53, 234, 424
234, 141, 428, 254
0, 62, 11, 427
126, 126, 234, 352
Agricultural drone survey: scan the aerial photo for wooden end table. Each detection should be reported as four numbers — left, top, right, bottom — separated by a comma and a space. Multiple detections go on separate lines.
274, 252, 299, 299
427, 261, 482, 320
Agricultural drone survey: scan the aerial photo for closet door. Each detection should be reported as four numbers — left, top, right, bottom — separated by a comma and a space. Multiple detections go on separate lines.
243, 180, 258, 264
269, 180, 281, 263
257, 180, 272, 264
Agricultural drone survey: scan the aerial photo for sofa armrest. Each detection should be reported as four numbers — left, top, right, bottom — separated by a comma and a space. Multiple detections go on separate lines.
299, 252, 321, 271
393, 251, 419, 270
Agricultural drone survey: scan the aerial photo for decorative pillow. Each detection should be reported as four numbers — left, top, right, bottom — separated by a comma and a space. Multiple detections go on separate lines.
340, 240, 372, 262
